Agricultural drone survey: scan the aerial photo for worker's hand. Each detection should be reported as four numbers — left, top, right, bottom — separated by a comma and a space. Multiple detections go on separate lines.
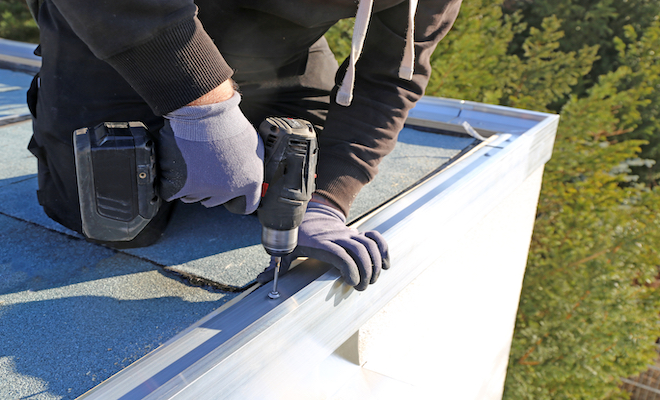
157, 91, 264, 214
257, 200, 390, 291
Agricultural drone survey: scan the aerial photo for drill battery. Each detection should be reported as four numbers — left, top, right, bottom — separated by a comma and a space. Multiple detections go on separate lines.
73, 122, 160, 242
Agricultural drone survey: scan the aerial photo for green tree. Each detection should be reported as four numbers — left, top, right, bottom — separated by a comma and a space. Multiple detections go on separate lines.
425, 0, 523, 105
325, 18, 353, 63
0, 0, 39, 43
427, 2, 597, 111
503, 0, 660, 97
503, 68, 660, 399
612, 22, 660, 185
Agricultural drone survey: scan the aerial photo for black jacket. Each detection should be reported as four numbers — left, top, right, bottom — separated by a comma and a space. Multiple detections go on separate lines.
32, 0, 462, 215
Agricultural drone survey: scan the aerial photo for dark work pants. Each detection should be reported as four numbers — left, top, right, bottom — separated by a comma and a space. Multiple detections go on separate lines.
28, 1, 338, 247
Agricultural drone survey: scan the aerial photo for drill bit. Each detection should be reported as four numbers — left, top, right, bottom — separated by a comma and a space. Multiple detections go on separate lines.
268, 256, 282, 299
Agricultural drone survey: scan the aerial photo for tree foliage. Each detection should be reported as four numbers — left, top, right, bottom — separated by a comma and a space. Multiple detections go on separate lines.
425, 1, 523, 105
613, 22, 660, 185
502, 1, 660, 189
504, 0, 660, 94
427, 2, 598, 111
505, 70, 660, 399
325, 18, 354, 63
0, 0, 39, 43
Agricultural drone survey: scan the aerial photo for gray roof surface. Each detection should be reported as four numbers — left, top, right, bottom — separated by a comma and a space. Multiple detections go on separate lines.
0, 66, 473, 399
0, 69, 31, 121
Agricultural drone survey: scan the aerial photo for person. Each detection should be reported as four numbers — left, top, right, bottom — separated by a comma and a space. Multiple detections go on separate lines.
25, 0, 462, 291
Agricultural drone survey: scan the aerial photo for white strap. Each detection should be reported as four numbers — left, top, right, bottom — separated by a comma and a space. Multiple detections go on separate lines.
336, 0, 374, 106
336, 0, 418, 106
398, 0, 418, 80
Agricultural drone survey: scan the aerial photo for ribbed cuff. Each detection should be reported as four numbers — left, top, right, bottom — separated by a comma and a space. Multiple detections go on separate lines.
315, 154, 371, 217
106, 17, 233, 116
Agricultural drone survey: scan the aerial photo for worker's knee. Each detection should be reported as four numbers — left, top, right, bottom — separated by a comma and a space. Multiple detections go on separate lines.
28, 131, 83, 234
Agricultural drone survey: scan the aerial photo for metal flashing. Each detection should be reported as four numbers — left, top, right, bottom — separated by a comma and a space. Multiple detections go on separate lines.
79, 99, 559, 399
0, 38, 40, 73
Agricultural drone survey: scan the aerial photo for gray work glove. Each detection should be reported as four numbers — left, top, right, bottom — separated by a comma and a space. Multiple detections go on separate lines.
157, 92, 264, 214
257, 201, 390, 291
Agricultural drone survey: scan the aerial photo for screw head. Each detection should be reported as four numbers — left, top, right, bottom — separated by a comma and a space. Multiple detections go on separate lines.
268, 291, 280, 299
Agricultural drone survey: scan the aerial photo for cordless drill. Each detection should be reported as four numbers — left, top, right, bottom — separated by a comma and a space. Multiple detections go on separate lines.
73, 117, 317, 298
257, 117, 318, 299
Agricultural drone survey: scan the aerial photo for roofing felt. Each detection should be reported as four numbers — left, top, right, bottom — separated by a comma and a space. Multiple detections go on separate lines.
1, 120, 473, 291
0, 68, 31, 122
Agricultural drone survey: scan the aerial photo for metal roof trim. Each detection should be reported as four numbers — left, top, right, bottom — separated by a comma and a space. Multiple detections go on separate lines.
0, 38, 40, 73
79, 100, 559, 399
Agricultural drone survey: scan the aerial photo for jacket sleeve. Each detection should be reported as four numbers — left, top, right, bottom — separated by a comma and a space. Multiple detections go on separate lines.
316, 0, 462, 216
48, 0, 233, 115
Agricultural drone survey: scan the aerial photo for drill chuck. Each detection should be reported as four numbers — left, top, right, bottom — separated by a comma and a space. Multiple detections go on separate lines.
258, 117, 318, 257
261, 227, 298, 256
